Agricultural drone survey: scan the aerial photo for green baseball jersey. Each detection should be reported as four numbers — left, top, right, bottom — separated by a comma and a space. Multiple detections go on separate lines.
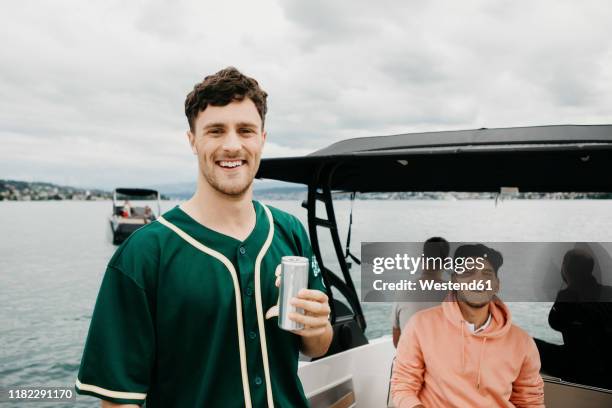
75, 201, 326, 407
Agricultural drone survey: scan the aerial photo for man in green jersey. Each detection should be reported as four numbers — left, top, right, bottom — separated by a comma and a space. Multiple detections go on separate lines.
75, 67, 333, 407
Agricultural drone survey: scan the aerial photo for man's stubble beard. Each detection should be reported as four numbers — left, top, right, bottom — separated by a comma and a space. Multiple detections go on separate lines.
202, 168, 253, 197
456, 290, 492, 309
200, 155, 261, 197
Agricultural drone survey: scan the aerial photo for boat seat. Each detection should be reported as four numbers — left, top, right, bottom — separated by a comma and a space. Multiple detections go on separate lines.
119, 218, 147, 224
317, 299, 368, 359
131, 206, 145, 216
543, 376, 612, 407
308, 375, 355, 408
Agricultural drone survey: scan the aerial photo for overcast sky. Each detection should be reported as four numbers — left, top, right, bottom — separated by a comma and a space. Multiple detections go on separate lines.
2, 0, 611, 189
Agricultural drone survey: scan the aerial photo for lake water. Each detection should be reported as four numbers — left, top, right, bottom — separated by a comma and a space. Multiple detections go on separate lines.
1, 199, 611, 407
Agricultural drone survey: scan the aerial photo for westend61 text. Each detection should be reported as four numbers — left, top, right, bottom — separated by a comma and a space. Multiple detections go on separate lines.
373, 279, 493, 291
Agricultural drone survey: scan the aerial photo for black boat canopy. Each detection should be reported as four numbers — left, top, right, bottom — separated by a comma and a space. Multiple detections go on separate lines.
257, 124, 612, 193
114, 188, 159, 197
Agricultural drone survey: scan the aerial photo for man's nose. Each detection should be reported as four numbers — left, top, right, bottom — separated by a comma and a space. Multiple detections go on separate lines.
222, 130, 241, 152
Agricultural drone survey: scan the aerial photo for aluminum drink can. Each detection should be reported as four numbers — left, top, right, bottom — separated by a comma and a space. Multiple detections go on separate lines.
278, 256, 309, 331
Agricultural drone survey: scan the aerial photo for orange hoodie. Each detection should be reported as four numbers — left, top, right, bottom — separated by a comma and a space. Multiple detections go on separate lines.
391, 296, 545, 408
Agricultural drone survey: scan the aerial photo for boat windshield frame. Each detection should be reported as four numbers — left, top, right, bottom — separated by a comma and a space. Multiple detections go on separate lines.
112, 188, 161, 216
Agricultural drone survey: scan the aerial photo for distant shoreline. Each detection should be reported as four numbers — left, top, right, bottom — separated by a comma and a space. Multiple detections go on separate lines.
2, 179, 610, 201
1, 179, 111, 201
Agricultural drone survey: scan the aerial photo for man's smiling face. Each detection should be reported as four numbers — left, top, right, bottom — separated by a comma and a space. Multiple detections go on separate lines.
188, 98, 266, 197
453, 258, 499, 307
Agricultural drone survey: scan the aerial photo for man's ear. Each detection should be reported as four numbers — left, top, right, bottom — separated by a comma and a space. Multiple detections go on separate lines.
262, 129, 267, 144
187, 130, 197, 155
493, 275, 500, 294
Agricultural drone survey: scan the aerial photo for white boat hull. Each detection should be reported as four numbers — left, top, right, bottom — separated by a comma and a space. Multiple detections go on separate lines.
299, 336, 395, 407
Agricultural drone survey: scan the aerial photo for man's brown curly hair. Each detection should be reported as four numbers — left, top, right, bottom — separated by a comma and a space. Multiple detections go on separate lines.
185, 67, 268, 132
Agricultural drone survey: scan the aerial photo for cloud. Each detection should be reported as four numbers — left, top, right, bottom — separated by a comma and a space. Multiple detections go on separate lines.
1, 0, 611, 188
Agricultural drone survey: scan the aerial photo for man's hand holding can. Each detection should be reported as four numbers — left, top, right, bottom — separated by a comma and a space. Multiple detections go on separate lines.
274, 259, 331, 337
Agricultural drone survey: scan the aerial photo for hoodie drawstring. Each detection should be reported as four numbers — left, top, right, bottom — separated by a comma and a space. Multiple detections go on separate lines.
460, 321, 466, 372
477, 337, 487, 389
460, 320, 488, 389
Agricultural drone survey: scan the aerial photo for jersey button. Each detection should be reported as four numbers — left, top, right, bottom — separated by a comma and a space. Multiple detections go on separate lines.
239, 246, 246, 255
254, 376, 263, 386
246, 287, 253, 296
249, 331, 257, 340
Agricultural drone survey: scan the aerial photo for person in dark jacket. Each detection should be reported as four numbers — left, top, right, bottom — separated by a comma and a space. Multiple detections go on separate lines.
535, 249, 612, 389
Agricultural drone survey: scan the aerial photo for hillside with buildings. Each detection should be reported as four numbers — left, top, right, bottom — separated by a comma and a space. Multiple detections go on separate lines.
0, 180, 111, 201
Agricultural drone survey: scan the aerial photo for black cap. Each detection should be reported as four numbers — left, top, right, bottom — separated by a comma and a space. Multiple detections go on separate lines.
454, 244, 503, 274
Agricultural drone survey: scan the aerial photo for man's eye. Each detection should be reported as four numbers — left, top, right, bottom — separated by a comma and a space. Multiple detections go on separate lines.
208, 129, 223, 134
240, 128, 254, 133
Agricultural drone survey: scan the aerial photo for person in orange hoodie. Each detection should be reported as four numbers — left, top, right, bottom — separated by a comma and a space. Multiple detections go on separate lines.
391, 244, 545, 408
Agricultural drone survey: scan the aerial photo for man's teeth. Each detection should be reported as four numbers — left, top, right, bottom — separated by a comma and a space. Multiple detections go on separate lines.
219, 160, 243, 168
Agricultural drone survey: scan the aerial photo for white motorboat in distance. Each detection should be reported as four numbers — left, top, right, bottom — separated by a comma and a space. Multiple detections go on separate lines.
109, 188, 160, 245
